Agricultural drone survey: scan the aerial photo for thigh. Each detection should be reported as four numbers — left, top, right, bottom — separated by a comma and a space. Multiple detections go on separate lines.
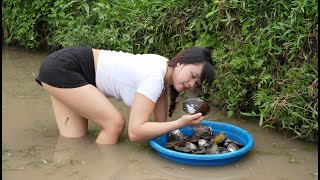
51, 96, 88, 137
42, 82, 124, 132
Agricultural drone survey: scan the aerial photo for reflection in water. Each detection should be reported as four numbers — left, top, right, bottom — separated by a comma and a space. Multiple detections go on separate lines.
145, 150, 255, 180
2, 47, 319, 180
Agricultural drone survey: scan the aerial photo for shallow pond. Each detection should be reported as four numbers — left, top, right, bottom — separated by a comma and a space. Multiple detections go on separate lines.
2, 47, 318, 180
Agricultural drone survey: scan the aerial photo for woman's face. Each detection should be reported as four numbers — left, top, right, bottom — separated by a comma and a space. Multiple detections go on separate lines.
172, 62, 205, 92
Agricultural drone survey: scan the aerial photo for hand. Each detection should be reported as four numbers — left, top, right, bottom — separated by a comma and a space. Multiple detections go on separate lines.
178, 113, 205, 126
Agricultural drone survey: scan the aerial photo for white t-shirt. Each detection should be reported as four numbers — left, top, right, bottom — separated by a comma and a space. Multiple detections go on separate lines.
95, 50, 168, 106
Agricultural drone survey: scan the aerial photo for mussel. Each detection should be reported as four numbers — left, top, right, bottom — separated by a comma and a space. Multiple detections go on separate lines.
223, 138, 244, 148
192, 124, 214, 139
218, 146, 230, 154
165, 140, 184, 149
168, 129, 184, 142
213, 131, 227, 144
198, 139, 212, 148
173, 142, 198, 153
184, 134, 201, 143
226, 143, 240, 152
183, 97, 211, 116
193, 149, 207, 154
206, 142, 219, 154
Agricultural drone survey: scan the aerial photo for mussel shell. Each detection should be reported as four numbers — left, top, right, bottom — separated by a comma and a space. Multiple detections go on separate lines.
206, 142, 219, 154
183, 98, 211, 115
168, 129, 184, 142
213, 131, 227, 144
223, 138, 244, 148
165, 141, 184, 149
198, 139, 212, 148
184, 134, 201, 143
174, 142, 197, 153
227, 143, 240, 152
192, 124, 214, 139
192, 149, 207, 154
218, 146, 230, 154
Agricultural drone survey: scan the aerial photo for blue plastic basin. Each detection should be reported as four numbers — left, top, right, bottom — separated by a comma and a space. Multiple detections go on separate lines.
149, 120, 254, 166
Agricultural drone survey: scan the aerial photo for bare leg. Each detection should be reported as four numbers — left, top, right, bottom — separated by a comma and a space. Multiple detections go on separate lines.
42, 82, 126, 144
51, 96, 88, 137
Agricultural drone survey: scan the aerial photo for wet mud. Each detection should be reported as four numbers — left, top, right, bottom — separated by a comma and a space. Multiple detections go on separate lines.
2, 47, 318, 180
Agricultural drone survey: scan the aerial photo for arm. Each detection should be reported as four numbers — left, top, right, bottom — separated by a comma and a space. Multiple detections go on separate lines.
153, 89, 168, 122
128, 92, 205, 142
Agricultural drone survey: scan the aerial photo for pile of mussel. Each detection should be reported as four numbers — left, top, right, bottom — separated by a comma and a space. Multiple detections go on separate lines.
165, 124, 244, 154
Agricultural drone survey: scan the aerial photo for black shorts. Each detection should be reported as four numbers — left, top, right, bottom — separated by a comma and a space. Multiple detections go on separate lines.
35, 46, 96, 88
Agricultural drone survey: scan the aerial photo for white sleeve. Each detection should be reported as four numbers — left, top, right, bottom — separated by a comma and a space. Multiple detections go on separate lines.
137, 76, 164, 104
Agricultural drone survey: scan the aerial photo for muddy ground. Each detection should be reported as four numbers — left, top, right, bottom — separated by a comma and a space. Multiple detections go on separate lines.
2, 47, 318, 180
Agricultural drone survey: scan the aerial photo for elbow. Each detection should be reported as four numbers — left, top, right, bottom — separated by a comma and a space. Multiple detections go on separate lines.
128, 129, 141, 142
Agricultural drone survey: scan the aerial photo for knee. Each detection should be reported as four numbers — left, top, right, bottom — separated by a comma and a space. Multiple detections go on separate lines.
113, 114, 126, 132
101, 114, 126, 133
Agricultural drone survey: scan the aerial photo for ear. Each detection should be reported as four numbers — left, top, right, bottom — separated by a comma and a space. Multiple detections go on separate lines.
176, 62, 181, 68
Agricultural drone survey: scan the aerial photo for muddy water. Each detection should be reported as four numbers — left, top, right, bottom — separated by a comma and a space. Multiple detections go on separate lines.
2, 47, 318, 180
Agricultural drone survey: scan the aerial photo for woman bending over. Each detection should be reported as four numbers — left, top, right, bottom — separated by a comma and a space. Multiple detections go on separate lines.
35, 46, 215, 144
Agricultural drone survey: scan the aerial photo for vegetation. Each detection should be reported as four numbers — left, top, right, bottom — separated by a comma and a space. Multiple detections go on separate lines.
2, 0, 318, 142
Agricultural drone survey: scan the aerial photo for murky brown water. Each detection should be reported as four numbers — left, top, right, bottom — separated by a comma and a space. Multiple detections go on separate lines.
2, 46, 318, 180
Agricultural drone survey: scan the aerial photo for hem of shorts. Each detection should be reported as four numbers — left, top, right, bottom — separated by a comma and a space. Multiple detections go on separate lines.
35, 78, 90, 88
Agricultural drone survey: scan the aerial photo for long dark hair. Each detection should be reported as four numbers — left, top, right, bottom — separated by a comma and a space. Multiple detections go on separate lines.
168, 46, 215, 117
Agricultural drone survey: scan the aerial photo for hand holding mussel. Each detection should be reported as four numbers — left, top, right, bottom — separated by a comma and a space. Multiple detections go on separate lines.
183, 97, 211, 116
